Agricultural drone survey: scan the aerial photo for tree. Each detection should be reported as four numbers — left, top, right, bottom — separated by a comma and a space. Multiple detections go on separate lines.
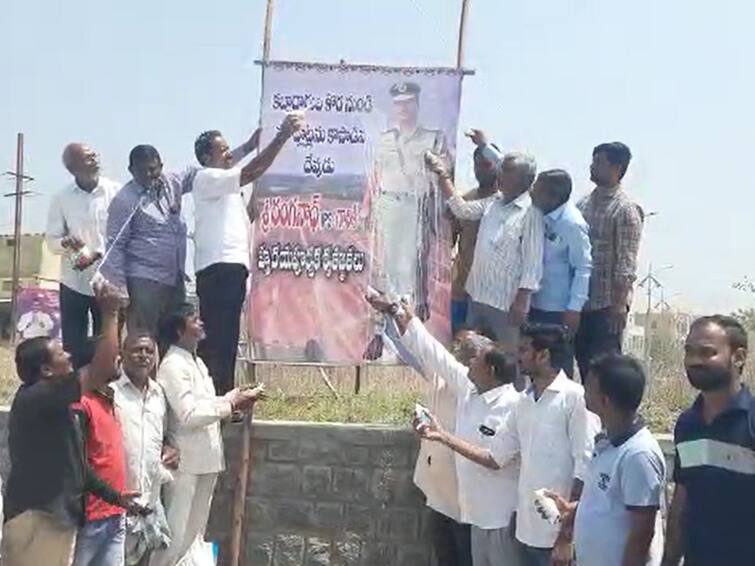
732, 308, 755, 334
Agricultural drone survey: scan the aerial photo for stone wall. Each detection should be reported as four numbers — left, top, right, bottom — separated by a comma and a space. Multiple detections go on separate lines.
207, 421, 674, 566
208, 421, 432, 566
0, 410, 674, 566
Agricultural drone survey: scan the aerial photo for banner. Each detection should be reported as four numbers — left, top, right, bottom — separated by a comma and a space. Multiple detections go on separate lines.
15, 287, 61, 343
248, 61, 464, 364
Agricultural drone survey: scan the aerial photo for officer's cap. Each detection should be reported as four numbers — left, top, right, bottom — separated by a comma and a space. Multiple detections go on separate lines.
390, 81, 421, 102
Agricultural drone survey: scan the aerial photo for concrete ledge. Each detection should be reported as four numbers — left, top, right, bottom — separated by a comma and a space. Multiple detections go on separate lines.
0, 411, 678, 565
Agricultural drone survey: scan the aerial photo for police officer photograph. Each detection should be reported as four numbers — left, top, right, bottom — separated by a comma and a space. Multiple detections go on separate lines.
363, 80, 452, 360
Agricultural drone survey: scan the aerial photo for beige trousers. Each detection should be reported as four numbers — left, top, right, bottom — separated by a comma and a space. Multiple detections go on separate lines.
2, 510, 77, 566
149, 472, 217, 566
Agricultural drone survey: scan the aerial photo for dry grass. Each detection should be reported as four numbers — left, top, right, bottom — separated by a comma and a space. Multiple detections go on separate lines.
1, 341, 752, 433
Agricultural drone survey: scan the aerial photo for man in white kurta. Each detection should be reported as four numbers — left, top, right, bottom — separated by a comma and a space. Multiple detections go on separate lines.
150, 305, 262, 566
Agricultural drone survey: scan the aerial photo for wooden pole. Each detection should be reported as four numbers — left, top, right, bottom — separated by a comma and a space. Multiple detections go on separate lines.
228, 1, 275, 564
456, 0, 472, 69
228, 373, 255, 566
9, 133, 24, 344
261, 0, 275, 61
354, 365, 362, 395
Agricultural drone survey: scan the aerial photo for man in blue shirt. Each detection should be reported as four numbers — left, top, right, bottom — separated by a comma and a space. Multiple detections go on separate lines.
101, 145, 194, 337
663, 315, 755, 566
529, 169, 592, 377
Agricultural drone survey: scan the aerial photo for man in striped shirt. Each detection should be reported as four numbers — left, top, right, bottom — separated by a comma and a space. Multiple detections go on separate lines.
663, 315, 755, 565
426, 139, 544, 354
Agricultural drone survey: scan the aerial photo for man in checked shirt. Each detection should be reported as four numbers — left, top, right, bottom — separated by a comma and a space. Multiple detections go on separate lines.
575, 142, 643, 380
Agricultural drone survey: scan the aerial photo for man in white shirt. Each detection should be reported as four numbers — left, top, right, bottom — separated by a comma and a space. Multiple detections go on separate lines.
409, 326, 472, 566
543, 354, 665, 566
420, 323, 597, 566
46, 143, 121, 368
150, 304, 264, 566
367, 293, 523, 566
426, 144, 544, 351
112, 333, 179, 566
191, 112, 303, 394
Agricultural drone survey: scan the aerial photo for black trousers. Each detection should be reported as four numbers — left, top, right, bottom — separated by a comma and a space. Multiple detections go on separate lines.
428, 508, 473, 566
197, 263, 248, 395
528, 309, 575, 378
574, 307, 624, 380
126, 276, 185, 339
60, 284, 102, 370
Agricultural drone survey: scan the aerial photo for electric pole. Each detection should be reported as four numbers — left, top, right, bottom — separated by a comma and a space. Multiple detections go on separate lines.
3, 133, 35, 343
638, 263, 672, 368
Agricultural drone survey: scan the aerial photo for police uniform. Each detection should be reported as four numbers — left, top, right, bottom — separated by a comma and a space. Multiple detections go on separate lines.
371, 81, 450, 302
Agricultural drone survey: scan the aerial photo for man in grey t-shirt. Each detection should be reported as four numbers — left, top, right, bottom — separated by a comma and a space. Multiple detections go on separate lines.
543, 354, 665, 566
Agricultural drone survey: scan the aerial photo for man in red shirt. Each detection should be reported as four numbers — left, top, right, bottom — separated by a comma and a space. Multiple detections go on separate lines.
72, 346, 129, 566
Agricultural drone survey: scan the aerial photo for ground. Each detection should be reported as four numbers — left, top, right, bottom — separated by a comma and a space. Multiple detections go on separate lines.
1, 342, 750, 433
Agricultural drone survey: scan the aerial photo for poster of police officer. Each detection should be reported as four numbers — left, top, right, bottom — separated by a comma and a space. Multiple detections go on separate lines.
249, 60, 464, 364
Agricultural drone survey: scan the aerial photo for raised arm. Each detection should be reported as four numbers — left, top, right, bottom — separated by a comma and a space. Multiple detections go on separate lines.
425, 151, 492, 221
365, 294, 471, 395
230, 128, 262, 165
79, 283, 122, 393
240, 113, 303, 188
400, 316, 473, 396
466, 128, 504, 168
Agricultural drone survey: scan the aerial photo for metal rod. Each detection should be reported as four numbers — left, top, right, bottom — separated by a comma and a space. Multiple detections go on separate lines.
456, 0, 472, 69
9, 133, 24, 344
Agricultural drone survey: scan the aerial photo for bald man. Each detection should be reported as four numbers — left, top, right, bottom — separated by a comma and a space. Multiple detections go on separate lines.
46, 143, 121, 368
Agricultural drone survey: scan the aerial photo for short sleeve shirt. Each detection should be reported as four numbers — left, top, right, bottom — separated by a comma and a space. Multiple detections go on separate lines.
191, 167, 250, 272
574, 426, 665, 566
672, 386, 755, 565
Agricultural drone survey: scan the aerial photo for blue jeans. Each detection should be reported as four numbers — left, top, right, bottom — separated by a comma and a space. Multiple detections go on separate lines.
450, 297, 470, 336
73, 515, 126, 566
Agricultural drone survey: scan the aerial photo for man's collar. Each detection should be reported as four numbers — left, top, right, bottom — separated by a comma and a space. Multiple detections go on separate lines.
480, 384, 508, 404
546, 370, 570, 392
503, 190, 531, 208
171, 344, 197, 359
608, 415, 645, 447
692, 384, 751, 419
546, 201, 568, 221
594, 183, 623, 198
114, 372, 158, 395
72, 180, 103, 195
526, 370, 569, 397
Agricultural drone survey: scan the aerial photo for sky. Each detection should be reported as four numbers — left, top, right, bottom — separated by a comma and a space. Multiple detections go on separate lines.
2, 0, 754, 314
